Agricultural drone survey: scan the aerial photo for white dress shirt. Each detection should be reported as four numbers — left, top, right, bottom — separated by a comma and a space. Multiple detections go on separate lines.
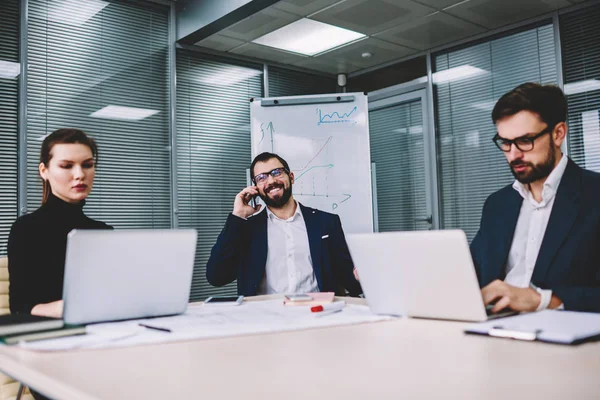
257, 202, 318, 295
505, 154, 568, 310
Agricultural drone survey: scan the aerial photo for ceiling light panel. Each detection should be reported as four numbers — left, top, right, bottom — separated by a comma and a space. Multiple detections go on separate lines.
252, 18, 366, 56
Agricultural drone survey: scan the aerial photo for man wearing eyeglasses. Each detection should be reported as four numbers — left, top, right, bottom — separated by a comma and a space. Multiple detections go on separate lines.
471, 82, 600, 313
206, 152, 361, 296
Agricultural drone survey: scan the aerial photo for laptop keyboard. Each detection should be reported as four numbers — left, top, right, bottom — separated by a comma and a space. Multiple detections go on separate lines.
485, 304, 518, 319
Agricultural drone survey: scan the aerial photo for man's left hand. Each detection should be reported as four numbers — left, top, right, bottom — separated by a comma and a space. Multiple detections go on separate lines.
481, 280, 541, 313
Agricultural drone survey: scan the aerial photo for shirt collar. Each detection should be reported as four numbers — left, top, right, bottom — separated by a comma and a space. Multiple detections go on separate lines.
512, 153, 568, 205
266, 201, 302, 222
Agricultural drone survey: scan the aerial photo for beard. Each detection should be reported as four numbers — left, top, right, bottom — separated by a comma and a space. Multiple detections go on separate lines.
509, 142, 556, 184
259, 182, 293, 208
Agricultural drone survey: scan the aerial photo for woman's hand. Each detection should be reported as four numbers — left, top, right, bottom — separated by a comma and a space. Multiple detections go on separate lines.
31, 300, 64, 318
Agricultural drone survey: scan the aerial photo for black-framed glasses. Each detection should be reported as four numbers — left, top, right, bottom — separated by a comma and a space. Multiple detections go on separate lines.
252, 167, 289, 185
492, 126, 553, 152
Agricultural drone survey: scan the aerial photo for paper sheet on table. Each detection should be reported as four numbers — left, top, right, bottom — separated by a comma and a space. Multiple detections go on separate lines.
18, 300, 393, 351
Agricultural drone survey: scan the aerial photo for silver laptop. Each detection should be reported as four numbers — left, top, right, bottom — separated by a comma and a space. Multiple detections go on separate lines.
63, 229, 197, 325
347, 230, 512, 322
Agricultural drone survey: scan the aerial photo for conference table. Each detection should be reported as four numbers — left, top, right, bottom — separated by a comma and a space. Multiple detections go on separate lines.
0, 295, 599, 400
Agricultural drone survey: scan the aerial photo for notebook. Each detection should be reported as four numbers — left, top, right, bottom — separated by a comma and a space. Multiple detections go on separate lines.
1, 325, 86, 345
283, 292, 335, 306
0, 314, 64, 336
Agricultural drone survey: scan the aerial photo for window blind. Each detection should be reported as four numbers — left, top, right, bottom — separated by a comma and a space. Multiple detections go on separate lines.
560, 3, 600, 172
434, 24, 557, 241
26, 0, 171, 228
370, 100, 429, 232
176, 50, 263, 301
0, 0, 19, 255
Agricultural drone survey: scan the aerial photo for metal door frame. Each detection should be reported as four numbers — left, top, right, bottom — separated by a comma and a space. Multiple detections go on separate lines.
369, 89, 440, 230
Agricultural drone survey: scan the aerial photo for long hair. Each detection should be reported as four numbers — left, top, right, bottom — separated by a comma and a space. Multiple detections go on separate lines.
40, 128, 98, 204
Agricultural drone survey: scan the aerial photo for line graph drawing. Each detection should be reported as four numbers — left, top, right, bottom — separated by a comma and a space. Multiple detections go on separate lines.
317, 106, 357, 126
295, 164, 334, 181
295, 136, 333, 171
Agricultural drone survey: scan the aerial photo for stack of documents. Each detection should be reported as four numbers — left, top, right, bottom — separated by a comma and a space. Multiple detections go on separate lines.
18, 299, 392, 351
465, 310, 600, 345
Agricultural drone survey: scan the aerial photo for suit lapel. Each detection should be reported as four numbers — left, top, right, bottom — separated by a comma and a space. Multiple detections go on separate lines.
488, 189, 522, 282
300, 203, 323, 290
532, 160, 582, 283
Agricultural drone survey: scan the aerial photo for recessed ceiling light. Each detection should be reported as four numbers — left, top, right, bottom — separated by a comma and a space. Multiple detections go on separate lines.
432, 65, 488, 84
197, 66, 262, 87
0, 60, 20, 79
564, 79, 600, 96
361, 52, 372, 59
90, 105, 159, 121
253, 18, 366, 56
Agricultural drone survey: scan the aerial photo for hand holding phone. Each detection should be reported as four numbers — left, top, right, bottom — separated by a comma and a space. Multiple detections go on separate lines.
233, 186, 262, 218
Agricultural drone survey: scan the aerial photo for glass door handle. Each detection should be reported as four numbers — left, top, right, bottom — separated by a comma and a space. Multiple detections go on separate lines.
415, 215, 432, 224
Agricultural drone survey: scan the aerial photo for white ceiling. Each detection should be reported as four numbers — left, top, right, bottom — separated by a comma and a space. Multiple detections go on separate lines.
194, 0, 588, 75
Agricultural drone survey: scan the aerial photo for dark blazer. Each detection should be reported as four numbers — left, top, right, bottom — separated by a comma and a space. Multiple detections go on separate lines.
470, 159, 600, 312
206, 203, 361, 296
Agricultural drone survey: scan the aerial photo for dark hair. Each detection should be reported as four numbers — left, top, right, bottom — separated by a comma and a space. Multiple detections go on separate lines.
492, 83, 567, 129
40, 128, 99, 204
250, 152, 290, 179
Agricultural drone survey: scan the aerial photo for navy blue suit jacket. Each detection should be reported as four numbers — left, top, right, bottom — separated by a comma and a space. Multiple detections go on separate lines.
206, 203, 361, 296
470, 159, 600, 312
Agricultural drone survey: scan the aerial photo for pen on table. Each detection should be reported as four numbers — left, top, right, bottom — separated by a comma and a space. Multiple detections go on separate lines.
314, 308, 343, 317
138, 323, 172, 333
311, 301, 346, 313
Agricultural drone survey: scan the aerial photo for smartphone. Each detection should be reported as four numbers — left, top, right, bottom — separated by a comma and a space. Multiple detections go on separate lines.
285, 294, 313, 302
204, 295, 244, 306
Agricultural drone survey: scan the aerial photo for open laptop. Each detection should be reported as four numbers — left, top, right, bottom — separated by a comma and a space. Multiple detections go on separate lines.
346, 230, 515, 322
62, 229, 197, 325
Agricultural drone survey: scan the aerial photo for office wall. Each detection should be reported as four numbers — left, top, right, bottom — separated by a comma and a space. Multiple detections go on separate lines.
267, 66, 337, 97
175, 50, 263, 300
26, 0, 171, 229
0, 0, 19, 256
348, 56, 427, 93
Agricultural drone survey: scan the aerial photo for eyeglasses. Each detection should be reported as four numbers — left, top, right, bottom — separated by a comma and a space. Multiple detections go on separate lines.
252, 167, 289, 185
492, 126, 553, 152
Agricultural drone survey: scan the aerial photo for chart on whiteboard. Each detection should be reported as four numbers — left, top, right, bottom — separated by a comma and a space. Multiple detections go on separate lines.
251, 93, 373, 233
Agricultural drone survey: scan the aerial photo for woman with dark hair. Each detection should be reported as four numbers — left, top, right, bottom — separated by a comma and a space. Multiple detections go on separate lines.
8, 128, 112, 319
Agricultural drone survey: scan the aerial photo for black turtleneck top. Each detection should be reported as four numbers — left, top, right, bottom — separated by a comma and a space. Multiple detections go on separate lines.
7, 192, 112, 314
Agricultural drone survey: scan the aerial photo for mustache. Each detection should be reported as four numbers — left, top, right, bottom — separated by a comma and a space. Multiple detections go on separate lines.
265, 183, 284, 193
510, 160, 533, 168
